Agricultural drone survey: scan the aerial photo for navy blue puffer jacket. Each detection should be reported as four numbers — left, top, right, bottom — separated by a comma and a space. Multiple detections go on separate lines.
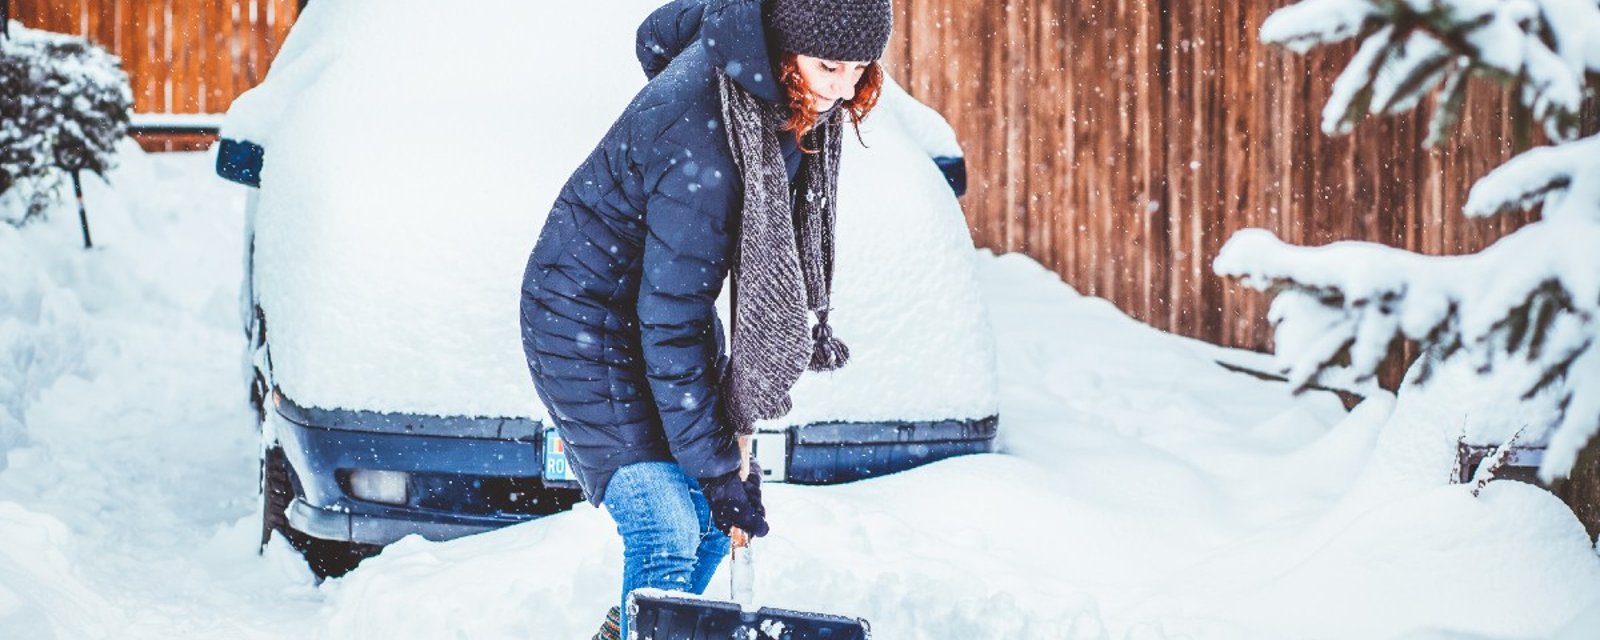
520, 0, 801, 504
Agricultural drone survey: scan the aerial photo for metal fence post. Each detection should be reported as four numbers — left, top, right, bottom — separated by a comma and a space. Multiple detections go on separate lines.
2, 0, 10, 40
74, 170, 93, 249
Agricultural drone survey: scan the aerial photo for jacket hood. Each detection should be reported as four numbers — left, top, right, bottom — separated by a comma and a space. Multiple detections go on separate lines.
702, 0, 784, 103
638, 0, 784, 104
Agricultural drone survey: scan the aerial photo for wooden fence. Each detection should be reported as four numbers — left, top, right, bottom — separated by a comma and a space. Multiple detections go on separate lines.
881, 0, 1568, 362
11, 0, 299, 149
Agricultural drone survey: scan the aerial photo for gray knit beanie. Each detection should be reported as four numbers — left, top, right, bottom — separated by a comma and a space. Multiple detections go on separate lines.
765, 0, 894, 62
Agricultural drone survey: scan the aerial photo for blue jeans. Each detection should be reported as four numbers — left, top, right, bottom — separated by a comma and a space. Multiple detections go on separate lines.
602, 461, 730, 637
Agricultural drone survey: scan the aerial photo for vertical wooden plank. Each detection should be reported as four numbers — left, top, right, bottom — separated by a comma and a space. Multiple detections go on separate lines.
1181, 0, 1203, 337
1166, 0, 1186, 334
1218, 0, 1243, 349
237, 0, 252, 87
185, 0, 200, 112
1023, 0, 1049, 271
234, 0, 252, 101
86, 0, 106, 49
24, 1, 42, 30
269, 0, 295, 58
10, 1, 30, 31
58, 0, 80, 35
160, 0, 174, 112
1196, 0, 1223, 341
882, 0, 911, 79
1140, 0, 1169, 337
114, 0, 132, 107
113, 0, 130, 53
1108, 0, 1130, 315
162, 0, 177, 112
190, 0, 207, 112
1002, 0, 1024, 254
1056, 0, 1078, 290
203, 0, 222, 112
134, 0, 155, 112
221, 0, 239, 111
187, 0, 203, 111
246, 0, 264, 88
116, 0, 137, 100
123, 0, 143, 112
1093, 0, 1111, 297
170, 0, 190, 112
1121, 0, 1142, 314
36, 0, 56, 34
147, 0, 163, 113
986, 0, 1008, 254
969, 0, 1003, 253
88, 1, 121, 120
1080, 0, 1104, 300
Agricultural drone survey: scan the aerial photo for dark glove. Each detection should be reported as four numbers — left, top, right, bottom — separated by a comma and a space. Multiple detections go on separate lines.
699, 463, 769, 538
743, 460, 765, 520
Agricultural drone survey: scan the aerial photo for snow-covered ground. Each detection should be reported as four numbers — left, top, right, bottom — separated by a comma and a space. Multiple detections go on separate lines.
3, 146, 1599, 639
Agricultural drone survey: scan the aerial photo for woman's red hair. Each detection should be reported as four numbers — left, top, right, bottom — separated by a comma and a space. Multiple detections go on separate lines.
777, 54, 884, 152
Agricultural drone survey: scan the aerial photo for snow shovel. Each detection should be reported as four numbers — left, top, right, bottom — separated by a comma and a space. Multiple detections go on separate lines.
627, 439, 871, 640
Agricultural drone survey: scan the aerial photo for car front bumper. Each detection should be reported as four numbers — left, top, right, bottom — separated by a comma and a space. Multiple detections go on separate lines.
269, 394, 999, 546
270, 400, 576, 546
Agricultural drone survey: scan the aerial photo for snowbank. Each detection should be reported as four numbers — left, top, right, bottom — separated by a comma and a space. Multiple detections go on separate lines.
0, 147, 326, 638
303, 251, 1600, 639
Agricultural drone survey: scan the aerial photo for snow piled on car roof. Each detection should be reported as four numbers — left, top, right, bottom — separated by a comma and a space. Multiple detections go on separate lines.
220, 0, 998, 424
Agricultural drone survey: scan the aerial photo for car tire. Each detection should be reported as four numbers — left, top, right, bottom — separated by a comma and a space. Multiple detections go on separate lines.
259, 446, 296, 552
260, 446, 380, 579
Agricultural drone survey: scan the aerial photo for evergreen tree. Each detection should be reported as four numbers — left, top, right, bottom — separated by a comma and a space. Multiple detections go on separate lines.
0, 24, 132, 226
1213, 0, 1600, 481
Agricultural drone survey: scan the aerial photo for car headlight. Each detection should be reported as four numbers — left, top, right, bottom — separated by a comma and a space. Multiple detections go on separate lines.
347, 469, 409, 505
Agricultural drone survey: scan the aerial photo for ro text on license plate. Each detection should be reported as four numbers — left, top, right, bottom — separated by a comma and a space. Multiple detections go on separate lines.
543, 428, 577, 482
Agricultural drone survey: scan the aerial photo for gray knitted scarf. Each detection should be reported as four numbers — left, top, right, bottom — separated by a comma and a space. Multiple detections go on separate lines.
715, 69, 849, 436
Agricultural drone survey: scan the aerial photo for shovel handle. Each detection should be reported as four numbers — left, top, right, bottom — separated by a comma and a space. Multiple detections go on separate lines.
729, 437, 757, 604
737, 435, 753, 481
730, 436, 754, 550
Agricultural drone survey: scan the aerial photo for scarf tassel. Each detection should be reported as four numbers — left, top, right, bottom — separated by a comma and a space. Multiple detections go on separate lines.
809, 311, 851, 371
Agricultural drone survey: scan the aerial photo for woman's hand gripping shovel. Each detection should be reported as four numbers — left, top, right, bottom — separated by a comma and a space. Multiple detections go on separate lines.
626, 437, 872, 639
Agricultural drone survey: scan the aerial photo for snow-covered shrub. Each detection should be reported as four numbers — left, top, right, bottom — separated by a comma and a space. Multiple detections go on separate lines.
1213, 0, 1600, 482
0, 24, 132, 226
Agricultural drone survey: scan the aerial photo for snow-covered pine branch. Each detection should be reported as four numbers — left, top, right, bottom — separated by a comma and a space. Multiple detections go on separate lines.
1472, 424, 1530, 497
1287, 0, 1599, 144
0, 24, 132, 226
1215, 222, 1599, 390
1465, 132, 1600, 221
1260, 0, 1383, 54
1215, 0, 1600, 482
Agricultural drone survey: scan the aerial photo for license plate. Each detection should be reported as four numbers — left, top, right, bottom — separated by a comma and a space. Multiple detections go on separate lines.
543, 428, 577, 482
750, 431, 787, 482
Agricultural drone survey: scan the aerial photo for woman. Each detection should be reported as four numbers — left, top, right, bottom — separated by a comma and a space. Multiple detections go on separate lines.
519, 0, 892, 637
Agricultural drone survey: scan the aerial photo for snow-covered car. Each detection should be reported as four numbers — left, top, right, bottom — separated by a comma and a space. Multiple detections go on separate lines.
214, 0, 997, 575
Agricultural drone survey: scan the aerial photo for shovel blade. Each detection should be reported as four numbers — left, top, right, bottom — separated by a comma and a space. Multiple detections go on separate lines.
628, 592, 869, 640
